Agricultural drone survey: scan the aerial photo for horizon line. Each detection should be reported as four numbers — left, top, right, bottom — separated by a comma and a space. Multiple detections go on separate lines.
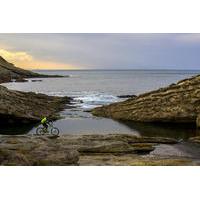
30, 68, 200, 71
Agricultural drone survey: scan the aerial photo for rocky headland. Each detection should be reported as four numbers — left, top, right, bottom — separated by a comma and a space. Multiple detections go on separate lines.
0, 134, 199, 166
0, 56, 67, 83
92, 74, 200, 127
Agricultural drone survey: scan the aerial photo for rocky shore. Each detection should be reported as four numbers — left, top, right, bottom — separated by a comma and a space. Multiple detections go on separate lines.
0, 134, 199, 166
0, 56, 72, 124
0, 85, 72, 124
92, 74, 200, 127
1, 55, 200, 166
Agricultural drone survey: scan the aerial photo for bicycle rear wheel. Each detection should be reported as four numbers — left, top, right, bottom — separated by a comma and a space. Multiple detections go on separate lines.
51, 127, 59, 136
36, 127, 44, 135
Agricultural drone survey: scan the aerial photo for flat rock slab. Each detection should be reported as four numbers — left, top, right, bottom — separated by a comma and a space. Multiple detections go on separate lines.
0, 134, 198, 166
78, 141, 155, 154
79, 154, 195, 166
0, 135, 79, 165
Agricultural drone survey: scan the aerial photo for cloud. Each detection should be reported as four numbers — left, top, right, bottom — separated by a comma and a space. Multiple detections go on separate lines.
0, 48, 33, 63
0, 48, 77, 70
0, 34, 200, 69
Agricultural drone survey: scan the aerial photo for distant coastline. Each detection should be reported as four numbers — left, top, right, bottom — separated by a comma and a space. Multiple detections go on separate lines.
0, 56, 67, 84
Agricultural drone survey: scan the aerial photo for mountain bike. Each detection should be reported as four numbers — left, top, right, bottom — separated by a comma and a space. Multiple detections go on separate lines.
36, 121, 60, 136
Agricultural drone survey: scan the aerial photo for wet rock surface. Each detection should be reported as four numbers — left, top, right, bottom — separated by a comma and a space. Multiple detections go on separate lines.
0, 134, 199, 166
92, 74, 200, 125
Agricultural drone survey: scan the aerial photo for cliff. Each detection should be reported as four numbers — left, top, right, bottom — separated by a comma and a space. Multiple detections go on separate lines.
92, 74, 200, 126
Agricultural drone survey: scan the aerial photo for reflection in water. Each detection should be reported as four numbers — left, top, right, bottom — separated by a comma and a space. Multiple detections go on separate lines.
0, 123, 38, 135
1, 117, 200, 141
118, 120, 200, 139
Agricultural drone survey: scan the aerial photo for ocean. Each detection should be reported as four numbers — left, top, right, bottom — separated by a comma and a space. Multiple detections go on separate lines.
2, 69, 200, 139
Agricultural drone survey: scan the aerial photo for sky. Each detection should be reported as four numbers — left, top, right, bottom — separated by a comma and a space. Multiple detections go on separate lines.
0, 33, 200, 70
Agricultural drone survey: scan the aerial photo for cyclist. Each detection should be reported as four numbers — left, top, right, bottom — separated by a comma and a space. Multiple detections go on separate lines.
41, 117, 49, 131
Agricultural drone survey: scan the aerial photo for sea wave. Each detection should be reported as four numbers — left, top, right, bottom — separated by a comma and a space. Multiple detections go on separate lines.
45, 91, 120, 110
74, 93, 120, 109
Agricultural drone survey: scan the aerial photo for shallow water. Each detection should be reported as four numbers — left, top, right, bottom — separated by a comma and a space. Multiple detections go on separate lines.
2, 69, 200, 139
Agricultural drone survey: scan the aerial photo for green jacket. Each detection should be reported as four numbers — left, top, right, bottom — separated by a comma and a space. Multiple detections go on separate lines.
41, 117, 47, 124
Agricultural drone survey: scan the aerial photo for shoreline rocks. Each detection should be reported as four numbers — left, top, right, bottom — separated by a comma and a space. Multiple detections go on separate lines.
117, 94, 137, 98
189, 136, 200, 144
92, 74, 200, 126
0, 134, 199, 166
31, 79, 42, 82
14, 77, 28, 82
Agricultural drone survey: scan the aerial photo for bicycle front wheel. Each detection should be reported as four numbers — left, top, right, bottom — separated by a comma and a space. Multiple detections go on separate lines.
51, 127, 59, 136
36, 127, 44, 135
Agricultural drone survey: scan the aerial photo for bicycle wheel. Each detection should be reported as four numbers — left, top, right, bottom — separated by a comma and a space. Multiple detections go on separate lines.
36, 127, 44, 135
51, 127, 59, 136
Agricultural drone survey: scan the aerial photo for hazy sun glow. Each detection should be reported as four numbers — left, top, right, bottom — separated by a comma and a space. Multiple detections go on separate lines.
0, 48, 77, 70
1, 34, 200, 70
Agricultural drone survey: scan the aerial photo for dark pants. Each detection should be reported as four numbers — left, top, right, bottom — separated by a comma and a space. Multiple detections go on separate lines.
42, 123, 48, 129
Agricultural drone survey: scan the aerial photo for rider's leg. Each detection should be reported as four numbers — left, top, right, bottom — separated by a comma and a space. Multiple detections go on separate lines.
43, 123, 48, 132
